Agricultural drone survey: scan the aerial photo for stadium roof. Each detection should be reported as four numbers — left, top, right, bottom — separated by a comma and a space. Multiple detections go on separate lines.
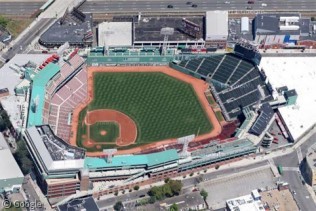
260, 57, 316, 140
0, 134, 23, 180
84, 149, 179, 169
27, 63, 60, 127
98, 22, 132, 47
24, 126, 85, 172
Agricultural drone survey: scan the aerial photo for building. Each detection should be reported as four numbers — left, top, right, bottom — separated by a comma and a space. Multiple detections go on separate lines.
57, 196, 99, 211
98, 22, 132, 47
39, 8, 93, 47
205, 11, 228, 48
134, 16, 205, 48
249, 103, 275, 136
305, 143, 316, 186
23, 125, 86, 198
0, 133, 24, 193
226, 190, 264, 211
259, 57, 314, 141
253, 14, 306, 48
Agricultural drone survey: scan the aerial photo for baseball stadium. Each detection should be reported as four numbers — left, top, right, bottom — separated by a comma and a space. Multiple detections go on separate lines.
22, 44, 280, 202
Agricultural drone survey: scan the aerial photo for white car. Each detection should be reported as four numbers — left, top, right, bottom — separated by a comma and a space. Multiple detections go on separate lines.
225, 1, 230, 4
262, 3, 267, 7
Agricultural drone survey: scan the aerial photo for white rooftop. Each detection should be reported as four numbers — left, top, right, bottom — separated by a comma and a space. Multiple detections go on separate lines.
260, 57, 316, 140
205, 10, 228, 41
98, 22, 132, 47
0, 134, 24, 180
226, 194, 264, 211
0, 54, 50, 94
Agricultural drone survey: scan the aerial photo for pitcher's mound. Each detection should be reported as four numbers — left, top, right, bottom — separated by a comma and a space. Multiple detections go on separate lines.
100, 130, 107, 136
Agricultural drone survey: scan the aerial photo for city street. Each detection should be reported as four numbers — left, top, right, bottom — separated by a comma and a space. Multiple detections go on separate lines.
0, 1, 44, 15
80, 0, 316, 13
1, 18, 54, 61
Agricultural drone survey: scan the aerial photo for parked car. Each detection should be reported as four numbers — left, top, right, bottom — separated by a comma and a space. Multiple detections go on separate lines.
167, 4, 173, 8
192, 4, 198, 7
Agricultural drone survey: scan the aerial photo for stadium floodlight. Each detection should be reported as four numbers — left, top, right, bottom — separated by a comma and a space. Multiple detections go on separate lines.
160, 27, 174, 55
103, 149, 117, 163
177, 134, 195, 157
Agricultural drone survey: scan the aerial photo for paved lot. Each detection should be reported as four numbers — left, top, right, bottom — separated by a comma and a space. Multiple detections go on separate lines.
198, 166, 276, 209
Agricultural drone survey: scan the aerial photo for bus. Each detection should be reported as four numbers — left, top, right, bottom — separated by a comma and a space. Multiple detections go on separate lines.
278, 164, 283, 175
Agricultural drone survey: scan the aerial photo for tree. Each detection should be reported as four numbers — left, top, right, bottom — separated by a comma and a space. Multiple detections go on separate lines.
164, 177, 170, 183
215, 164, 220, 170
162, 184, 173, 197
200, 189, 208, 201
113, 201, 124, 211
0, 119, 6, 132
133, 185, 139, 191
148, 196, 156, 204
169, 203, 179, 211
169, 180, 182, 196
13, 139, 34, 175
148, 186, 164, 200
0, 16, 9, 28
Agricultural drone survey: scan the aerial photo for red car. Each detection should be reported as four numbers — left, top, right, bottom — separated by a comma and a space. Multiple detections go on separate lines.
248, 0, 255, 4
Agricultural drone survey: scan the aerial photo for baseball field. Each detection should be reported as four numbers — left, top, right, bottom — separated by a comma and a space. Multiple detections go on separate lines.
70, 66, 221, 155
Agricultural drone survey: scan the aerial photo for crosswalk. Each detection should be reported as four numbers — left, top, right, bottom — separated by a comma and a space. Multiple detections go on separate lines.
297, 147, 303, 163
283, 167, 300, 171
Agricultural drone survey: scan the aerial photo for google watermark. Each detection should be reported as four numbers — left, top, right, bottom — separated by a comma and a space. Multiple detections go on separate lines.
2, 200, 43, 210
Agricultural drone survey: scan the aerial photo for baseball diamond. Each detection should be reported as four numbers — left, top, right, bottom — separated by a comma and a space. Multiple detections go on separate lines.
70, 66, 222, 156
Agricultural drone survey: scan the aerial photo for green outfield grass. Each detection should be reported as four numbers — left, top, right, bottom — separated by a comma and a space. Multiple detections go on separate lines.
76, 72, 213, 151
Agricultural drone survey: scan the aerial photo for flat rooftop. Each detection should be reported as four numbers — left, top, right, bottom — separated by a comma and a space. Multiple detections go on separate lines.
134, 16, 204, 42
25, 125, 85, 171
0, 134, 23, 180
260, 57, 316, 140
261, 189, 299, 211
98, 22, 132, 47
40, 10, 93, 45
254, 14, 301, 35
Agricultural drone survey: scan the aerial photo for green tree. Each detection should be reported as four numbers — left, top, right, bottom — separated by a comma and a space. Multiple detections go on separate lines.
200, 189, 208, 201
0, 119, 6, 132
13, 139, 34, 175
0, 16, 9, 28
148, 186, 164, 200
215, 164, 220, 170
113, 201, 124, 211
169, 180, 182, 196
133, 185, 139, 190
164, 177, 170, 183
162, 184, 173, 197
169, 203, 179, 211
148, 196, 156, 204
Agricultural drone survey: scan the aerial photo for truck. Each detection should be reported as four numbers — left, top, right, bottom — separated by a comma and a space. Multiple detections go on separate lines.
278, 164, 283, 175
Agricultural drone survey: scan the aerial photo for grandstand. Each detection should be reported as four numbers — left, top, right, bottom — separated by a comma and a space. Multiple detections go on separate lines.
173, 53, 273, 121
27, 53, 87, 142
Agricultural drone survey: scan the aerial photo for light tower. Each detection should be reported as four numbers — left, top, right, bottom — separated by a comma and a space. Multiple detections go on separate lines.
103, 149, 117, 163
160, 27, 174, 55
177, 134, 195, 158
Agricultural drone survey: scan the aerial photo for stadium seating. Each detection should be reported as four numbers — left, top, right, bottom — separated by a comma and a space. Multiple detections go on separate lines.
173, 53, 273, 120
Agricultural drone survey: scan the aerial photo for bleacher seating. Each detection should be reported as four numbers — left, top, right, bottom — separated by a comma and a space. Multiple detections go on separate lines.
173, 53, 272, 120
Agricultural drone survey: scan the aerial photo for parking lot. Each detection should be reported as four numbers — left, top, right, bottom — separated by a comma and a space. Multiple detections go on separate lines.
198, 166, 277, 209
